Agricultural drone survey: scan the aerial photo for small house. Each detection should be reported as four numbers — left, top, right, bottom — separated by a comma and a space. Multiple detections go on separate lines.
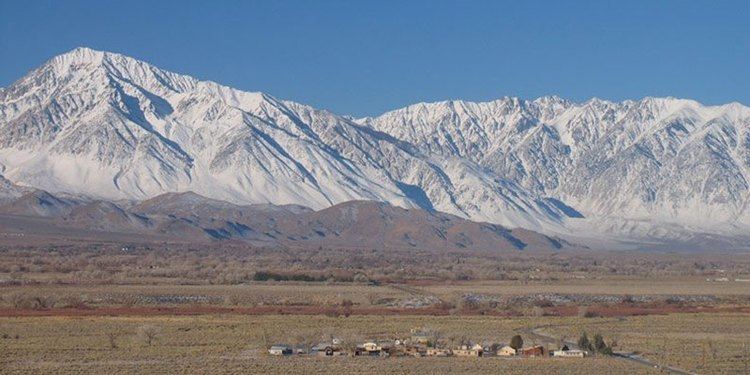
355, 341, 382, 356
426, 348, 452, 357
311, 343, 326, 353
313, 343, 345, 357
482, 344, 498, 356
497, 345, 517, 356
268, 345, 293, 356
453, 348, 481, 357
552, 349, 587, 358
522, 345, 547, 357
453, 344, 482, 357
363, 341, 380, 352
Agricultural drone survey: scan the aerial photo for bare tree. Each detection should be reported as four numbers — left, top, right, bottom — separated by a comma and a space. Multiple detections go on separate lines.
136, 325, 160, 347
340, 333, 362, 356
107, 332, 118, 349
707, 340, 717, 360
32, 295, 57, 310
341, 299, 354, 317
301, 331, 318, 354
9, 292, 27, 309
531, 306, 544, 317
261, 328, 276, 349
428, 329, 444, 348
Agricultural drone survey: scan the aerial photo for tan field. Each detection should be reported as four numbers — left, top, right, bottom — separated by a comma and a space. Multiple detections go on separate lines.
2, 313, 749, 374
2, 313, 724, 375
540, 313, 750, 374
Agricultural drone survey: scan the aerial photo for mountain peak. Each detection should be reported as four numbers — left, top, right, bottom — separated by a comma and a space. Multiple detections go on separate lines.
40, 46, 205, 96
50, 46, 108, 67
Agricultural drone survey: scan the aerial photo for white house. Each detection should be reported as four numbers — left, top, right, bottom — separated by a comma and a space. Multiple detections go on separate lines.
268, 345, 293, 356
497, 345, 517, 356
552, 349, 587, 358
362, 341, 381, 352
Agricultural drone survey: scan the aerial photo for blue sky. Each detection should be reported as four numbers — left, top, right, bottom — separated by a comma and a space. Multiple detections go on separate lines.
1, 0, 748, 116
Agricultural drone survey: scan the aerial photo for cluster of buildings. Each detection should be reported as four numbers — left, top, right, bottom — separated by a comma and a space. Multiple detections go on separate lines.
268, 329, 588, 359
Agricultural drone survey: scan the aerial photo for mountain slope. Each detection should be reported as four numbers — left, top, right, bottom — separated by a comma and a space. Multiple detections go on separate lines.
0, 190, 568, 252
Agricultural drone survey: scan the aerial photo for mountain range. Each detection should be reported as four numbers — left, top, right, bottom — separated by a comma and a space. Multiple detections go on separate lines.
1, 47, 749, 250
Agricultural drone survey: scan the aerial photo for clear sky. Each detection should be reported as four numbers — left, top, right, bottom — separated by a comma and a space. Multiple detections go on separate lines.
1, 0, 748, 116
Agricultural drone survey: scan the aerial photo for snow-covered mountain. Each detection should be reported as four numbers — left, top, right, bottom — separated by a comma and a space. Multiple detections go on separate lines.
0, 47, 572, 231
360, 96, 750, 238
2, 47, 750, 246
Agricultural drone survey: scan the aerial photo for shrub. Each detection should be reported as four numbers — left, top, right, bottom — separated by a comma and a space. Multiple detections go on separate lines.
578, 306, 600, 318
620, 294, 635, 304
352, 273, 369, 283
578, 332, 591, 351
530, 306, 544, 317
253, 271, 327, 282
9, 293, 57, 310
434, 301, 455, 311
461, 298, 480, 311
59, 294, 88, 309
107, 332, 118, 349
592, 333, 613, 355
533, 299, 554, 308
136, 325, 160, 346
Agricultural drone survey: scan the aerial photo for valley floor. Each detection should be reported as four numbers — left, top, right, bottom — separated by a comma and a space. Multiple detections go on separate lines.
1, 246, 748, 373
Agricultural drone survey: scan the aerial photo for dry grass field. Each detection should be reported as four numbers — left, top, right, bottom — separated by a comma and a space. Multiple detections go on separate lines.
540, 313, 750, 374
0, 314, 667, 375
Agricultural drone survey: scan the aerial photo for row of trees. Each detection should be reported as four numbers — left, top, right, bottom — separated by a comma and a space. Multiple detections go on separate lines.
5, 242, 746, 287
